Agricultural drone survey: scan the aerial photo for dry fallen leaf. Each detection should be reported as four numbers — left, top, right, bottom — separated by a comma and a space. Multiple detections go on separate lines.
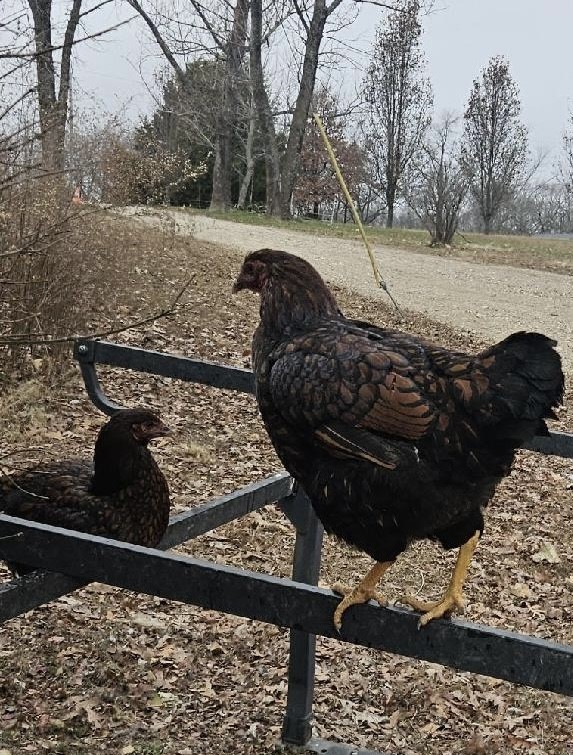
510, 583, 533, 600
464, 733, 486, 754
531, 541, 561, 564
387, 710, 401, 729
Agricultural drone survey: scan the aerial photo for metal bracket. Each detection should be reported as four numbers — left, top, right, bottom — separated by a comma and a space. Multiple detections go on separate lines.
73, 339, 256, 415
74, 341, 124, 414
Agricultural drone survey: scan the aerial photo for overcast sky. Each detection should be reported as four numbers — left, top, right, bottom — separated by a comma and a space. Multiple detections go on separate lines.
66, 0, 573, 165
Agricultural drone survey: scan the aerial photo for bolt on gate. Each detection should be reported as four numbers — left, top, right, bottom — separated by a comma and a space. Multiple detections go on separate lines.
1, 339, 573, 755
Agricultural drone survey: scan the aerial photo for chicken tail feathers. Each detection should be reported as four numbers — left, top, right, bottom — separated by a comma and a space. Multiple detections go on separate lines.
479, 331, 564, 445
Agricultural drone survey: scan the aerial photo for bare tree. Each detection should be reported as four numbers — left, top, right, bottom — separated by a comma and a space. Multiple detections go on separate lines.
252, 0, 379, 218
249, 0, 282, 215
292, 84, 364, 219
461, 55, 528, 235
362, 0, 432, 228
126, 0, 249, 211
558, 111, 573, 229
25, 0, 82, 172
494, 182, 571, 235
404, 113, 469, 245
3, 1, 130, 174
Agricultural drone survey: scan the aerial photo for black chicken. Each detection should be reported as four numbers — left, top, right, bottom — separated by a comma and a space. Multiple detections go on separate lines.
234, 249, 564, 628
0, 408, 171, 575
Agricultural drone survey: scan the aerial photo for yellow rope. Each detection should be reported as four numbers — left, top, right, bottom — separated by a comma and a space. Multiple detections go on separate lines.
312, 112, 402, 317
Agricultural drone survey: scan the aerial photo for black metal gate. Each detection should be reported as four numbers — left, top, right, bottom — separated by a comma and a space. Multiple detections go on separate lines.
1, 339, 572, 755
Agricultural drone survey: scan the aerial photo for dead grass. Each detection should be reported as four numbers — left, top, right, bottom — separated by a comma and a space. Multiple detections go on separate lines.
0, 379, 47, 441
0, 192, 150, 378
0, 215, 572, 755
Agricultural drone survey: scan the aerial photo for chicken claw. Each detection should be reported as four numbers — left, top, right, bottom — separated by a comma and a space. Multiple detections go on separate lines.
333, 585, 386, 631
401, 590, 465, 627
400, 530, 480, 628
331, 560, 393, 631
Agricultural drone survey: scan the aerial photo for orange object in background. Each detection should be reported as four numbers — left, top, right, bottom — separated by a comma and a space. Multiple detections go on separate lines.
72, 186, 84, 204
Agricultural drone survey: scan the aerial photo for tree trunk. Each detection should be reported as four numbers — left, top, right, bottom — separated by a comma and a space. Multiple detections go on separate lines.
28, 0, 82, 174
444, 217, 458, 245
276, 1, 332, 218
386, 204, 394, 228
209, 0, 249, 210
237, 104, 256, 209
250, 0, 281, 214
209, 138, 230, 210
386, 184, 396, 228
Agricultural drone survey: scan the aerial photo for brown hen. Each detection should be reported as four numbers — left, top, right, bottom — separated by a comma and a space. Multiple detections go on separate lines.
0, 408, 171, 575
234, 249, 564, 628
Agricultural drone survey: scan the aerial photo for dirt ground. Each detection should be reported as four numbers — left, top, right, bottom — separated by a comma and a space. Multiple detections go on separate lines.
120, 208, 573, 372
0, 213, 572, 755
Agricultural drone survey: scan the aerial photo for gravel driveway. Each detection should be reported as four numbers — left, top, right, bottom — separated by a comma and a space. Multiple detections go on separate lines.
123, 208, 573, 372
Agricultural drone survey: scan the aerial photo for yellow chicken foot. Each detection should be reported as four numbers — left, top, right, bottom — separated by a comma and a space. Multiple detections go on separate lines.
333, 560, 394, 631
401, 530, 480, 627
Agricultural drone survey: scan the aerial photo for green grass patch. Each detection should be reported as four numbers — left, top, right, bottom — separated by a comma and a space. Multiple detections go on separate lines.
172, 206, 573, 275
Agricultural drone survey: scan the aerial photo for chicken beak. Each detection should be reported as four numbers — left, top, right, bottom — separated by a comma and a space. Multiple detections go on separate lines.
152, 421, 172, 438
232, 277, 245, 293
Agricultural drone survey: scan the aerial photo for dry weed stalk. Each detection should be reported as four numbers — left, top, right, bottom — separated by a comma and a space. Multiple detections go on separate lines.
1, 175, 100, 370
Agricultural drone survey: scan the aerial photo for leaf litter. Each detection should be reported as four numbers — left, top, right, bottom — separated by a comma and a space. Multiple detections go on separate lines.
0, 213, 572, 755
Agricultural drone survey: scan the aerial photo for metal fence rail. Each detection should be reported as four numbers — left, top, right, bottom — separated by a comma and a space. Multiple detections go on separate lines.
1, 514, 573, 697
0, 472, 292, 623
0, 338, 572, 755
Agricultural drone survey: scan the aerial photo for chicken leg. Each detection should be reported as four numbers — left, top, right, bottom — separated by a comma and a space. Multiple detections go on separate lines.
333, 560, 394, 631
401, 530, 480, 627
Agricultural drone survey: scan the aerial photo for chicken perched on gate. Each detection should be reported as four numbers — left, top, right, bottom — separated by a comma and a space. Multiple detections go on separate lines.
0, 408, 171, 575
234, 249, 564, 628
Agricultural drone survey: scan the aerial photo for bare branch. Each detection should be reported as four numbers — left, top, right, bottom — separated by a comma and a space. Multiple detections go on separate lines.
124, 0, 185, 81
78, 0, 115, 21
292, 0, 310, 34
188, 0, 226, 51
326, 0, 346, 12
0, 86, 35, 121
0, 277, 194, 347
58, 0, 82, 106
0, 17, 137, 59
352, 0, 402, 9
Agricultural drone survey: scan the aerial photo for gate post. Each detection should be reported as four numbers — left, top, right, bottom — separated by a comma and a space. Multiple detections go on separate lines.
280, 488, 324, 746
